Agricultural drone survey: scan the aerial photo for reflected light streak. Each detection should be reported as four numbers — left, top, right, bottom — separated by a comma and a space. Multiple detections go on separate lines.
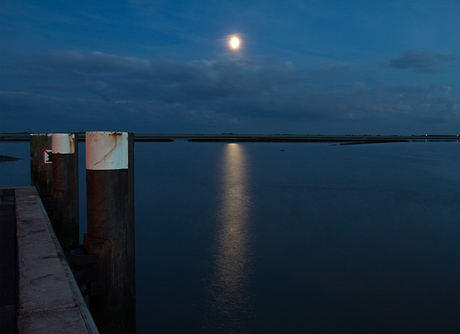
209, 143, 253, 332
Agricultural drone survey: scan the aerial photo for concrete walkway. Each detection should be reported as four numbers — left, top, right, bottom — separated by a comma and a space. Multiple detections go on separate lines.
0, 187, 99, 334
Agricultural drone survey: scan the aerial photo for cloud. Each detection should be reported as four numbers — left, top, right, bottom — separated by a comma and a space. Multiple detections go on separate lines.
1, 50, 459, 133
389, 50, 455, 73
307, 63, 349, 80
21, 51, 298, 102
41, 50, 152, 74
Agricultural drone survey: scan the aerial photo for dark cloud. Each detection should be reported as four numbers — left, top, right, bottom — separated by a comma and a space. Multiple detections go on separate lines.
17, 51, 298, 102
42, 51, 152, 74
307, 64, 349, 80
1, 50, 459, 133
389, 50, 455, 73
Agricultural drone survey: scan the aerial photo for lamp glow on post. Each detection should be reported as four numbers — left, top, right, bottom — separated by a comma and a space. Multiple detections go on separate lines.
84, 132, 135, 334
51, 133, 79, 249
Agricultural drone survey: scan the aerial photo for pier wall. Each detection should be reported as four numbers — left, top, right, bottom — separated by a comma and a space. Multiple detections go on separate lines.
7, 186, 98, 334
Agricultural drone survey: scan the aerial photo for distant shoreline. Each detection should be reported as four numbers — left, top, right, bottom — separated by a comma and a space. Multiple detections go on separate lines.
187, 137, 410, 143
0, 155, 20, 162
0, 133, 458, 143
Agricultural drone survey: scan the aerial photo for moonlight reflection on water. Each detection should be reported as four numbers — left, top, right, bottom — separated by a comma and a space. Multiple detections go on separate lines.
208, 143, 254, 333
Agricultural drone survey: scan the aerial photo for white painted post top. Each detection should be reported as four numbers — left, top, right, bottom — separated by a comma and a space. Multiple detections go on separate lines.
52, 133, 76, 154
86, 132, 129, 170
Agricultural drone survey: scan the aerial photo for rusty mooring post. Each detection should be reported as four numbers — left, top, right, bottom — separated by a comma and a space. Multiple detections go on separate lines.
84, 131, 135, 334
51, 133, 79, 249
30, 133, 52, 196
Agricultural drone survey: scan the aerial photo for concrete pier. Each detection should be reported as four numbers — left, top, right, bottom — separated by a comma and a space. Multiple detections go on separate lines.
0, 187, 98, 334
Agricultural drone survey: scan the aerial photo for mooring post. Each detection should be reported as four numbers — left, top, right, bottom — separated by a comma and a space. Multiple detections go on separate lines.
30, 133, 52, 197
84, 131, 135, 334
51, 133, 79, 249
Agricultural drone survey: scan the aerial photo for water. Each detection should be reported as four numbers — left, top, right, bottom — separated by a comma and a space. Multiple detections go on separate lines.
1, 141, 459, 333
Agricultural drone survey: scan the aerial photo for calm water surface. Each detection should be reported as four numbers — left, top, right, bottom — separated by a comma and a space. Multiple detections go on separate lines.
1, 141, 459, 333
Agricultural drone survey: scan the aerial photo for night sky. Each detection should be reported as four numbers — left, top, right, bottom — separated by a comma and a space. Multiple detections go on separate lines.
1, 0, 459, 135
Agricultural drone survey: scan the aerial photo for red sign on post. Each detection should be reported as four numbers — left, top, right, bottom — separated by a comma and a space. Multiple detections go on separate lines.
43, 148, 52, 164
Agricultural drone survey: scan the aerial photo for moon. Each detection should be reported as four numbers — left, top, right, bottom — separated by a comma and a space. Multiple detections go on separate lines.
230, 37, 240, 49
